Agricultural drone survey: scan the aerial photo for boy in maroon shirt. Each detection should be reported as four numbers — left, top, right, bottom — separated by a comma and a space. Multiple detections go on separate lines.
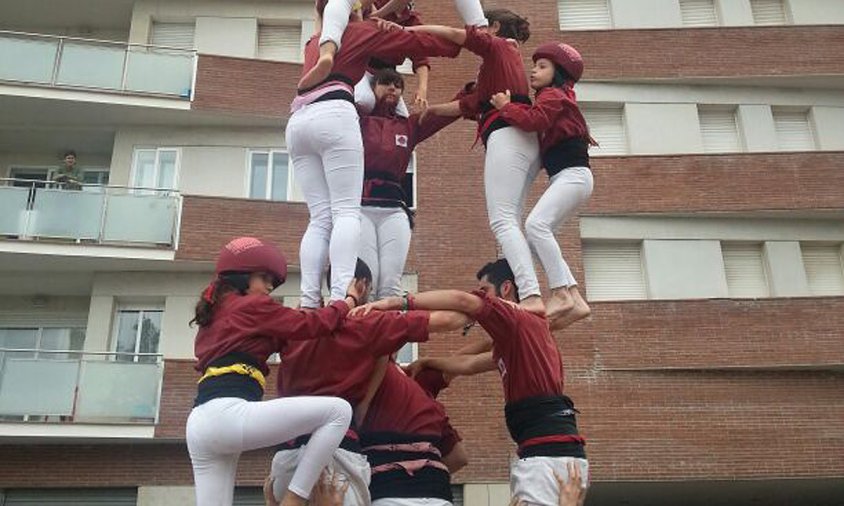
355, 259, 589, 505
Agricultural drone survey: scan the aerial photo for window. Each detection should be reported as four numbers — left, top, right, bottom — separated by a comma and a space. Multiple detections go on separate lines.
131, 148, 179, 190
257, 23, 303, 62
582, 242, 647, 301
150, 21, 196, 49
249, 150, 303, 202
582, 106, 627, 156
801, 244, 844, 296
680, 0, 719, 27
558, 0, 611, 30
773, 109, 815, 151
722, 243, 770, 298
0, 327, 85, 362
699, 106, 742, 153
113, 308, 163, 363
401, 153, 417, 209
750, 0, 789, 25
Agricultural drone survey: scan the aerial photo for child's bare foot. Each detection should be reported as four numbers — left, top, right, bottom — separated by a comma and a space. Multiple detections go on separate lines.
550, 286, 591, 330
298, 45, 335, 90
519, 294, 546, 316
545, 287, 575, 322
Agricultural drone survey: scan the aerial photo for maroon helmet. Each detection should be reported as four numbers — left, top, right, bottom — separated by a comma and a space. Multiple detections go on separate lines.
533, 42, 584, 83
215, 237, 287, 288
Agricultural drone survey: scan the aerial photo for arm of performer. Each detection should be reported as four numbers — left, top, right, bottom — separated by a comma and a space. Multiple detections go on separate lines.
413, 63, 430, 109
405, 25, 468, 46
412, 85, 473, 141
491, 89, 566, 132
365, 23, 462, 65
355, 289, 486, 316
416, 351, 496, 377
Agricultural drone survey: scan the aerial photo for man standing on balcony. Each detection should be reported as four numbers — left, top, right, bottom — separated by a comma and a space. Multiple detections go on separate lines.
52, 150, 82, 190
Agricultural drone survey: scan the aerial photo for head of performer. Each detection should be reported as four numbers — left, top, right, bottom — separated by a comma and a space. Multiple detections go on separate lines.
328, 258, 374, 304
482, 9, 531, 44
476, 259, 520, 303
192, 237, 288, 326
530, 42, 584, 91
372, 68, 405, 114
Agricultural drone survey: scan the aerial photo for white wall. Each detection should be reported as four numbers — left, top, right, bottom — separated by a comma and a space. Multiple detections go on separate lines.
610, 0, 682, 28
715, 0, 755, 26
625, 103, 704, 155
642, 240, 729, 299
789, 0, 844, 24
110, 126, 285, 197
195, 16, 257, 58
763, 241, 811, 297
137, 486, 194, 506
811, 107, 844, 150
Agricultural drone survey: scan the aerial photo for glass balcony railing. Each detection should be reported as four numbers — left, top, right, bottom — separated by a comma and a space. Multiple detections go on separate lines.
0, 349, 163, 424
0, 31, 195, 99
0, 179, 181, 248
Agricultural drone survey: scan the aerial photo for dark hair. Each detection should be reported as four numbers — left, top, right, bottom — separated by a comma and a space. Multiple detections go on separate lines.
485, 9, 530, 43
552, 66, 570, 88
326, 258, 373, 290
373, 68, 405, 90
476, 259, 520, 302
62, 150, 77, 158
191, 273, 251, 327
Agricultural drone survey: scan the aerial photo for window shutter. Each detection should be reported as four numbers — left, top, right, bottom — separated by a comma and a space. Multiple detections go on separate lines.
583, 243, 647, 301
773, 109, 815, 151
680, 0, 718, 27
722, 243, 769, 298
699, 107, 741, 153
801, 244, 844, 296
582, 106, 626, 156
750, 0, 788, 25
150, 22, 195, 49
257, 24, 302, 62
558, 0, 611, 30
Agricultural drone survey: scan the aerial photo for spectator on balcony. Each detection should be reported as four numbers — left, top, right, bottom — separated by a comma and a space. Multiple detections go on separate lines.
52, 150, 83, 190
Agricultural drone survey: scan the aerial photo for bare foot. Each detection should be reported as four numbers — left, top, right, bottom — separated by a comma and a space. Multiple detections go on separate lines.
279, 490, 308, 506
519, 294, 546, 316
298, 48, 335, 90
550, 287, 591, 330
545, 288, 575, 322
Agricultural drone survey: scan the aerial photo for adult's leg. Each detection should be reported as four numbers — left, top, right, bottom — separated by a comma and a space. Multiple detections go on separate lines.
186, 400, 244, 506
290, 112, 332, 308
318, 103, 364, 301
484, 127, 542, 304
375, 207, 411, 299
359, 208, 381, 296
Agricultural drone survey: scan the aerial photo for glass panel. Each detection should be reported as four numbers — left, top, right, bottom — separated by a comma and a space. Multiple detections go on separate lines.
102, 193, 178, 245
0, 186, 30, 235
115, 311, 140, 362
76, 361, 162, 421
55, 42, 125, 90
157, 150, 178, 189
125, 48, 194, 97
271, 153, 290, 201
395, 343, 415, 365
29, 188, 104, 240
0, 329, 38, 362
82, 170, 110, 192
250, 153, 269, 199
40, 328, 85, 360
0, 36, 59, 83
133, 150, 157, 188
138, 311, 162, 363
0, 359, 79, 416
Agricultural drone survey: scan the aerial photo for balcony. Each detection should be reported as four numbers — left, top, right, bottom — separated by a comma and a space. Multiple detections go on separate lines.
0, 30, 195, 99
0, 349, 163, 425
0, 178, 181, 249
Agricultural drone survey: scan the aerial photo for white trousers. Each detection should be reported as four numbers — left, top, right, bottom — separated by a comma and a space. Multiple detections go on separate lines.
484, 127, 542, 300
354, 71, 410, 118
320, 0, 357, 49
186, 396, 352, 506
453, 0, 488, 26
373, 499, 453, 506
360, 206, 411, 300
510, 456, 589, 506
287, 100, 364, 307
272, 448, 372, 506
525, 167, 594, 290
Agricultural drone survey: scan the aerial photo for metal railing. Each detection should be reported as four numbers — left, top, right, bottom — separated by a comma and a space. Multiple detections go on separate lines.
0, 178, 182, 248
0, 30, 196, 99
0, 349, 164, 424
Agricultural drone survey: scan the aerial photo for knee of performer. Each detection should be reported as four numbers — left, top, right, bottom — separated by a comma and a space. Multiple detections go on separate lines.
330, 398, 353, 426
309, 211, 333, 231
488, 214, 518, 236
524, 214, 552, 241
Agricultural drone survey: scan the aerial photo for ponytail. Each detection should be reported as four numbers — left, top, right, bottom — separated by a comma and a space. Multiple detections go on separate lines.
190, 273, 251, 327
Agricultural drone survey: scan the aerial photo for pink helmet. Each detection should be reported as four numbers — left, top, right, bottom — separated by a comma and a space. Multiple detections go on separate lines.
533, 42, 584, 83
215, 237, 287, 287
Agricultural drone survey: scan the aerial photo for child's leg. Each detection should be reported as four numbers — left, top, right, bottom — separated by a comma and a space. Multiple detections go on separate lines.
453, 0, 488, 26
354, 71, 377, 114
299, 0, 358, 89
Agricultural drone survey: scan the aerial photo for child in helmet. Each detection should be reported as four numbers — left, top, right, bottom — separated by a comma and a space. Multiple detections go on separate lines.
489, 42, 595, 330
187, 237, 363, 506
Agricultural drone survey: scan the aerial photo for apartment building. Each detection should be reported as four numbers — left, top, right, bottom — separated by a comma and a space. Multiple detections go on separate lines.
0, 0, 842, 504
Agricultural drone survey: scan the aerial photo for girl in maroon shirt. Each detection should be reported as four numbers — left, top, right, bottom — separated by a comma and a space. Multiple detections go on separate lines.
489, 42, 595, 330
187, 237, 362, 506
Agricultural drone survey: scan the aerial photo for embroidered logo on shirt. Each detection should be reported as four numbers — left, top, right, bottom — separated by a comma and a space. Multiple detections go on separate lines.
395, 134, 409, 147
